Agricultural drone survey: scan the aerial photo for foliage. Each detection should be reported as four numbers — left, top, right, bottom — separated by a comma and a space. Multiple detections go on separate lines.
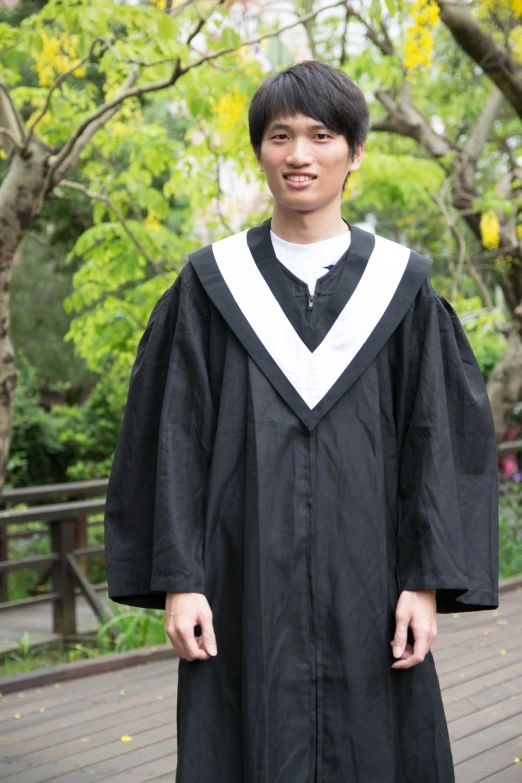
8, 351, 69, 488
451, 294, 507, 382
96, 602, 168, 652
7, 351, 128, 488
498, 480, 522, 579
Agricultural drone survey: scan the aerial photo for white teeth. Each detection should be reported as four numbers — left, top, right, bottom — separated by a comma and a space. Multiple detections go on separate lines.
286, 175, 314, 182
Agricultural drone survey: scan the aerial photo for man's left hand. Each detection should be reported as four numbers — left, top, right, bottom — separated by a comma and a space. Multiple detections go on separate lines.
390, 589, 437, 669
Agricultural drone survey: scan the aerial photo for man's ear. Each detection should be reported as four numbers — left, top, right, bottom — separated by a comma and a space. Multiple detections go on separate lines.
349, 141, 365, 172
253, 146, 264, 172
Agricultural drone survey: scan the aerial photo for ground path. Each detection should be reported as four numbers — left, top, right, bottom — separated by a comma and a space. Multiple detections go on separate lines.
0, 588, 520, 781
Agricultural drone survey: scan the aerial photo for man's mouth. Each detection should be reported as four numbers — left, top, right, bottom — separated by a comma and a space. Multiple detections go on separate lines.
283, 174, 317, 182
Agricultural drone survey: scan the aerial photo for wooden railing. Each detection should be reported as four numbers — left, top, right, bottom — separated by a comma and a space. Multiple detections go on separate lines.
0, 437, 521, 640
0, 479, 114, 637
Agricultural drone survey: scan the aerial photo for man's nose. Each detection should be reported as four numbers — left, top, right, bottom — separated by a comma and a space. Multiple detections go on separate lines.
285, 140, 314, 166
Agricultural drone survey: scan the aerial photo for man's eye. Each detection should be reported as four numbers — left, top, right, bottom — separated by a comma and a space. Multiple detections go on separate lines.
272, 134, 287, 140
315, 133, 331, 140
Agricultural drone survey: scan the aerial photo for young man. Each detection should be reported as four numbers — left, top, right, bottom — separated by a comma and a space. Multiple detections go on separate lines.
104, 61, 499, 782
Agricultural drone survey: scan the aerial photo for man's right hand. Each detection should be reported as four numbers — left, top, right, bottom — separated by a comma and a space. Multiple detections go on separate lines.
165, 591, 218, 661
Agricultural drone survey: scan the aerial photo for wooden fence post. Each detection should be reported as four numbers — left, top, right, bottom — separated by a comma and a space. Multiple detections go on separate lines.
0, 495, 7, 603
50, 518, 77, 635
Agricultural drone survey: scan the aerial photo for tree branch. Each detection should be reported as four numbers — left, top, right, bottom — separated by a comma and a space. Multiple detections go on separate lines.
371, 88, 454, 158
24, 37, 111, 149
436, 0, 522, 120
0, 127, 23, 152
432, 190, 494, 309
178, 0, 360, 75
463, 86, 504, 163
46, 67, 141, 194
0, 79, 26, 151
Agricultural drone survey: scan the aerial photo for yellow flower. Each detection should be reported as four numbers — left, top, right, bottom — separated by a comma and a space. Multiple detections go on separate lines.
404, 0, 440, 73
512, 0, 522, 16
32, 31, 84, 87
516, 223, 522, 240
145, 209, 162, 233
480, 209, 500, 249
213, 90, 247, 135
112, 121, 127, 137
150, 0, 167, 7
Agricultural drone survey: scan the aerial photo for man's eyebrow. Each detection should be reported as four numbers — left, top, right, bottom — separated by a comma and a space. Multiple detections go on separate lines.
266, 121, 330, 132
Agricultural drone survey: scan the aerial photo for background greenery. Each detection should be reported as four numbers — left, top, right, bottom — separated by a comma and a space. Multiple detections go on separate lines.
0, 0, 521, 668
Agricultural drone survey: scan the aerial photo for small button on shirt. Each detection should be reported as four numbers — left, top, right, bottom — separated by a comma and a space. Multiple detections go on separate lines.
270, 229, 352, 296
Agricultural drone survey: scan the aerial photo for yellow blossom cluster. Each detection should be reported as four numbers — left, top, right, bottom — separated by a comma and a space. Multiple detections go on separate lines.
111, 121, 128, 137
404, 0, 440, 73
477, 0, 522, 19
479, 209, 500, 249
516, 223, 522, 241
211, 90, 247, 136
145, 209, 162, 233
150, 0, 167, 8
32, 31, 86, 88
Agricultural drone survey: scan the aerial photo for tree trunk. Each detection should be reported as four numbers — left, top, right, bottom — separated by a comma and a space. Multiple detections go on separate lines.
486, 322, 522, 442
0, 139, 52, 490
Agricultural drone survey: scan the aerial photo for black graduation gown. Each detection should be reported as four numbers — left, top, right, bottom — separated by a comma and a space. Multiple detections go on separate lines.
104, 218, 499, 783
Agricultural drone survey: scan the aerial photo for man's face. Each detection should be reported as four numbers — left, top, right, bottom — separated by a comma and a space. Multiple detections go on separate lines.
255, 113, 364, 212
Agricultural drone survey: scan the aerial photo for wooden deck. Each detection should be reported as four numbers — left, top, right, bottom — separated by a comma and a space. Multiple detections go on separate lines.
0, 588, 520, 782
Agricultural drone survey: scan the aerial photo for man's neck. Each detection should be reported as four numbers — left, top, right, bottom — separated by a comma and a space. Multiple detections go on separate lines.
270, 202, 349, 245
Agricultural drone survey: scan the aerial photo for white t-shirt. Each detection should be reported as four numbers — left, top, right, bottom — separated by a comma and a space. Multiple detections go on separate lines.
271, 229, 352, 296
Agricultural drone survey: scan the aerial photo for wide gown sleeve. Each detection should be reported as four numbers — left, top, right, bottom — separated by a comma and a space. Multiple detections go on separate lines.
104, 268, 216, 609
396, 281, 499, 614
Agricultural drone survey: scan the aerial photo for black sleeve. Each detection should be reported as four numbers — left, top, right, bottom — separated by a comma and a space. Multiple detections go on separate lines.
396, 280, 499, 614
103, 266, 216, 609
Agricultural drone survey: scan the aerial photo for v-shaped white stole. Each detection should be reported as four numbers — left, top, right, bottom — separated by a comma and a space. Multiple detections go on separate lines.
212, 230, 410, 410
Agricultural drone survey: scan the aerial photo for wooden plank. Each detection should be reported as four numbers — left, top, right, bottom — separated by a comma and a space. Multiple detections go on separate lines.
478, 762, 522, 781
451, 712, 522, 765
439, 648, 522, 690
437, 634, 522, 676
7, 706, 177, 766
98, 752, 177, 782
448, 694, 522, 741
442, 662, 522, 705
0, 690, 177, 759
0, 670, 178, 741
454, 734, 522, 783
0, 723, 176, 783
465, 675, 522, 711
0, 660, 177, 722
0, 722, 176, 783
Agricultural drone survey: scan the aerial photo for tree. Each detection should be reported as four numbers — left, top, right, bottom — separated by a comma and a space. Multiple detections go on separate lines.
0, 0, 350, 490
281, 0, 522, 438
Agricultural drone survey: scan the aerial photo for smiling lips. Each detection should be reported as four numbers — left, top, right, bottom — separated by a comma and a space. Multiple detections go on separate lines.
283, 173, 317, 188
284, 173, 316, 182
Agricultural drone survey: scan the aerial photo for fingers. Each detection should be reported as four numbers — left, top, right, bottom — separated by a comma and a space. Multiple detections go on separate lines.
391, 591, 438, 669
391, 626, 437, 669
392, 606, 409, 659
198, 606, 218, 657
164, 593, 217, 662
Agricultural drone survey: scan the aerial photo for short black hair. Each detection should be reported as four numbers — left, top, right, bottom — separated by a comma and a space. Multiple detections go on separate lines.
248, 60, 370, 162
